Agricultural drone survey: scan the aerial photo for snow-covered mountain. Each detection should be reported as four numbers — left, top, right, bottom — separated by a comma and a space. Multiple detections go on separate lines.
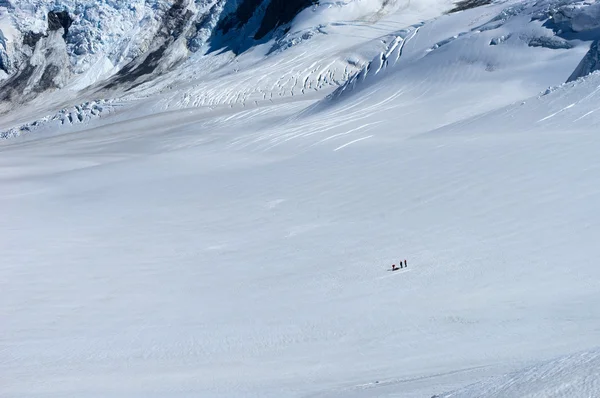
4, 1, 600, 397
2, 0, 600, 137
0, 0, 317, 102
1, 0, 434, 133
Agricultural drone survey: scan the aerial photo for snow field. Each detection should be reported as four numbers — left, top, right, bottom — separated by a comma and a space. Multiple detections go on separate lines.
4, 69, 600, 397
3, 1, 600, 397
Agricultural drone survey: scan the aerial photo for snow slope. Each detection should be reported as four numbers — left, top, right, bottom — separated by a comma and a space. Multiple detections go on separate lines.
0, 0, 453, 136
3, 1, 600, 398
439, 349, 600, 397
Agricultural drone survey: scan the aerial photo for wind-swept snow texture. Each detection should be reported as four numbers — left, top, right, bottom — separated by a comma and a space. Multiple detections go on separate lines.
3, 1, 600, 398
439, 349, 600, 397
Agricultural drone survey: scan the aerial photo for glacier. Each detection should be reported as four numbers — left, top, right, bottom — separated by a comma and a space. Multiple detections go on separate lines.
3, 0, 600, 397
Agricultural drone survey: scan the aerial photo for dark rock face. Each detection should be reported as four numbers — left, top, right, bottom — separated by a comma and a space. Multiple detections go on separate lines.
1, 8, 73, 108
567, 39, 600, 82
218, 0, 264, 34
21, 11, 72, 48
104, 0, 194, 89
189, 3, 220, 52
0, 64, 35, 102
106, 45, 169, 89
37, 64, 61, 92
215, 0, 317, 50
48, 11, 73, 33
448, 0, 491, 14
23, 31, 45, 47
0, 31, 71, 106
0, 51, 9, 74
162, 0, 193, 40
255, 0, 315, 40
48, 11, 73, 39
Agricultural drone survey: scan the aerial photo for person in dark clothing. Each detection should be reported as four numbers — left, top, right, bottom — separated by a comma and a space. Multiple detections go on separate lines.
392, 264, 398, 271
404, 259, 407, 268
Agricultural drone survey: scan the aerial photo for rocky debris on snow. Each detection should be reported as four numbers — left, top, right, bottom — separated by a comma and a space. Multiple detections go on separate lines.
0, 30, 71, 109
490, 33, 573, 49
0, 8, 73, 107
102, 0, 194, 89
528, 35, 574, 49
448, 0, 492, 14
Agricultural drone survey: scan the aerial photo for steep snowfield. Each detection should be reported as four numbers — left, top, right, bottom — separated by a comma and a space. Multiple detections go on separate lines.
3, 1, 600, 398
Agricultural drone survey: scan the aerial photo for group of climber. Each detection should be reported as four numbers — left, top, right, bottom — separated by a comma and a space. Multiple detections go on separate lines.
391, 260, 407, 271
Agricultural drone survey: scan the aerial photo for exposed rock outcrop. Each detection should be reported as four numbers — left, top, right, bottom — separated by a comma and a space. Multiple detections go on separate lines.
567, 40, 600, 82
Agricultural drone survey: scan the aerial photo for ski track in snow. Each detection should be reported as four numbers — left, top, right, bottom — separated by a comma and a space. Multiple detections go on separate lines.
333, 135, 374, 151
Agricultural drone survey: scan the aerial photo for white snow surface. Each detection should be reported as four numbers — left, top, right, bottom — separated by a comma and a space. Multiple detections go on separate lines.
440, 349, 600, 397
3, 1, 600, 397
